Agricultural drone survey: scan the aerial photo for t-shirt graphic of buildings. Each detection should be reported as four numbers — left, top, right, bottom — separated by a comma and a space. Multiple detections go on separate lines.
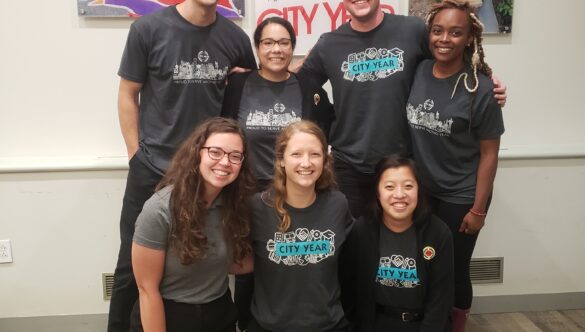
172, 50, 229, 83
407, 99, 454, 136
246, 102, 301, 131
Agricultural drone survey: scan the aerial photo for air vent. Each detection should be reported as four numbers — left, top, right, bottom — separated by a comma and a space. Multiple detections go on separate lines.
470, 257, 503, 284
102, 273, 115, 300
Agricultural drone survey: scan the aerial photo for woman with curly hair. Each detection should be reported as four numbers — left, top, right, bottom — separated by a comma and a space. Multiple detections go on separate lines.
407, 1, 505, 330
247, 120, 353, 332
129, 117, 254, 332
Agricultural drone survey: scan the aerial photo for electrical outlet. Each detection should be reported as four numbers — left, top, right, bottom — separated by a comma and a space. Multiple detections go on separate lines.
0, 239, 13, 263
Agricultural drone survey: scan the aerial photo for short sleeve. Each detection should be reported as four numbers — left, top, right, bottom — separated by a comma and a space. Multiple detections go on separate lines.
235, 35, 257, 70
472, 85, 505, 140
133, 192, 171, 250
299, 36, 329, 87
118, 22, 149, 83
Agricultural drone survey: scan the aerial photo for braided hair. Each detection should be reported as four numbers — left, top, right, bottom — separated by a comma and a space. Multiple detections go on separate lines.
426, 0, 492, 95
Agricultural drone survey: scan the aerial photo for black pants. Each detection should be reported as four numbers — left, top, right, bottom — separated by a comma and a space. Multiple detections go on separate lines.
333, 154, 376, 219
234, 178, 271, 331
429, 197, 489, 309
247, 315, 350, 332
130, 290, 237, 332
108, 156, 163, 332
373, 314, 421, 332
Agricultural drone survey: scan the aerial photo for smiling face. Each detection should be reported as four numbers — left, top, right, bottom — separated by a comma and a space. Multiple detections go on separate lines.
256, 23, 294, 81
199, 132, 243, 200
343, 0, 381, 24
429, 8, 473, 71
279, 132, 324, 194
377, 166, 418, 231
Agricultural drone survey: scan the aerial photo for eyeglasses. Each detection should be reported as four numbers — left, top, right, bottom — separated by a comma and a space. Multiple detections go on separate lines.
202, 147, 244, 165
259, 38, 292, 50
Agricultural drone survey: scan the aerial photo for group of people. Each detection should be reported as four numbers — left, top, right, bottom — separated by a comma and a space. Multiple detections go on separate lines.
107, 0, 505, 331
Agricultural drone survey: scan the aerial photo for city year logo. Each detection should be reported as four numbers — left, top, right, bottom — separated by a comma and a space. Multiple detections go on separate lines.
341, 47, 404, 82
266, 228, 336, 266
376, 255, 420, 288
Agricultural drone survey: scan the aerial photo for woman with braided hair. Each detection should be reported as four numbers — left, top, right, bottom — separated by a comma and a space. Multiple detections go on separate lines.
406, 1, 505, 331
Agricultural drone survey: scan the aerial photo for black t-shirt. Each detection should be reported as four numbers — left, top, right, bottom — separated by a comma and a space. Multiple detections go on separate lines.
407, 60, 505, 203
119, 6, 256, 173
249, 190, 353, 332
238, 72, 302, 182
300, 14, 431, 172
375, 224, 423, 310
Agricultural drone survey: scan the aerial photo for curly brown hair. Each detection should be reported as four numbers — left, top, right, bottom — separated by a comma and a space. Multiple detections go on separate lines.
157, 117, 254, 265
267, 120, 336, 232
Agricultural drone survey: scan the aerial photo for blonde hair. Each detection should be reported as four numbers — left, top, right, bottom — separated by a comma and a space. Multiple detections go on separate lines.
267, 121, 336, 232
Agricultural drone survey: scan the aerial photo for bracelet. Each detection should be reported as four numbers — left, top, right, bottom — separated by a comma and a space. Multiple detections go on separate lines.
469, 209, 487, 217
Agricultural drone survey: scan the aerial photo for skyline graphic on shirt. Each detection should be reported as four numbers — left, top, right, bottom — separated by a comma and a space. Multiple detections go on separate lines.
266, 228, 336, 266
376, 255, 420, 288
341, 47, 405, 82
246, 103, 301, 131
172, 50, 229, 84
407, 99, 453, 136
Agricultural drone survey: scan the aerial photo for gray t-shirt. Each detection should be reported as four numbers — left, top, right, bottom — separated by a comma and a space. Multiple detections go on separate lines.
407, 60, 505, 204
249, 190, 353, 332
375, 225, 423, 310
133, 186, 231, 304
119, 6, 256, 174
300, 13, 431, 172
238, 72, 302, 182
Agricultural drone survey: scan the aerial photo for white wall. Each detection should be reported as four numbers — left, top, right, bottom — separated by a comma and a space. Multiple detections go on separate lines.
1, 0, 584, 318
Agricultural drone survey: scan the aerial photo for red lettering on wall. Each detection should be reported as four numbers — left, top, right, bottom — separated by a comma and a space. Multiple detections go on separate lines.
257, 8, 283, 25
300, 4, 319, 34
323, 2, 350, 31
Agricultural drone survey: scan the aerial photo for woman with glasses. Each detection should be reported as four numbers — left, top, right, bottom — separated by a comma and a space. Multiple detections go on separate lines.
222, 16, 333, 192
221, 17, 334, 330
130, 117, 254, 332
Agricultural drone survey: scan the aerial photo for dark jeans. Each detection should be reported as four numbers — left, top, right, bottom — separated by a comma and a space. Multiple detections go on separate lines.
130, 290, 237, 332
108, 156, 163, 332
333, 154, 376, 219
429, 197, 490, 309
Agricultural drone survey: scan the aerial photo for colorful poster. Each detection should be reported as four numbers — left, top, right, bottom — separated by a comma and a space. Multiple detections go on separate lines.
409, 0, 513, 34
77, 0, 245, 18
254, 0, 404, 55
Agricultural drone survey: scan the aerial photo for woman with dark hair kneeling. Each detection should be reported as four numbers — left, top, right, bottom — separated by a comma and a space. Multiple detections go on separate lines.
248, 120, 353, 332
342, 154, 453, 332
129, 118, 254, 332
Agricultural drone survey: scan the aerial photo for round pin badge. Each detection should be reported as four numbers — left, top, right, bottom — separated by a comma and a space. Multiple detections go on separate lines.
423, 246, 436, 260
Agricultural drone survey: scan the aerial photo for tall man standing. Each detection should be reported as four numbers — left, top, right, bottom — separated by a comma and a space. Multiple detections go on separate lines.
300, 0, 505, 217
108, 1, 256, 330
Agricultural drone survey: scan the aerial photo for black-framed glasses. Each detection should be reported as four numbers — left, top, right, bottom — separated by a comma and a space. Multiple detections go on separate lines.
202, 147, 244, 165
259, 38, 292, 50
